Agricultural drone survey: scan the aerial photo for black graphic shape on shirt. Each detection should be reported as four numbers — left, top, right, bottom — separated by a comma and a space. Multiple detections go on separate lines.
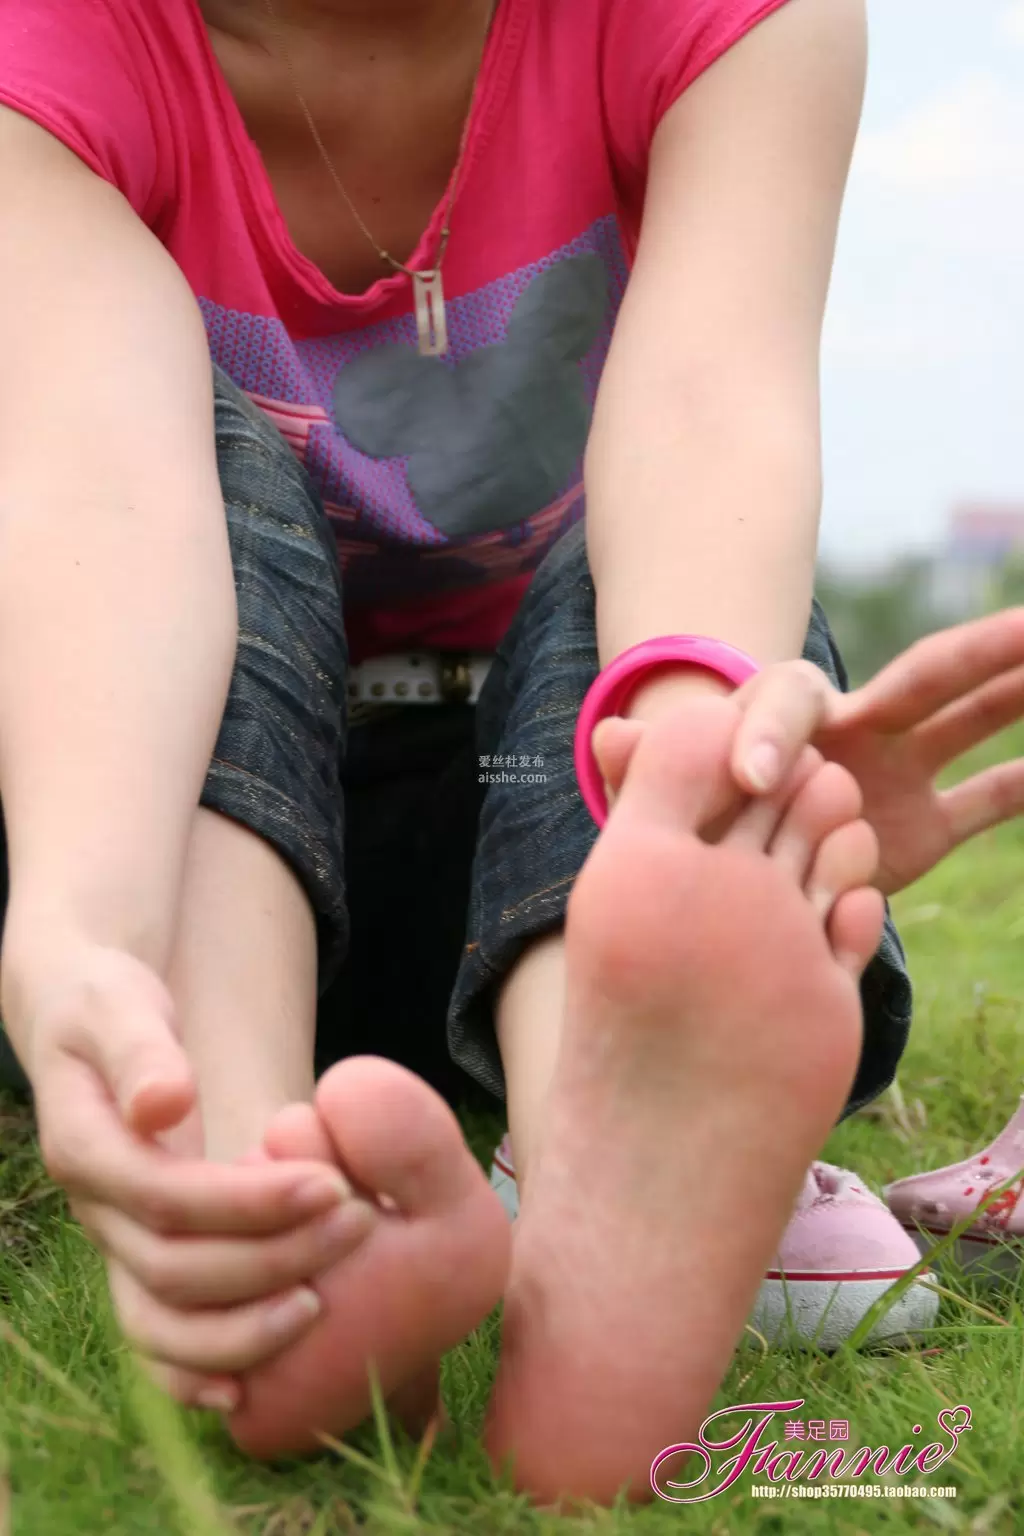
332, 255, 608, 538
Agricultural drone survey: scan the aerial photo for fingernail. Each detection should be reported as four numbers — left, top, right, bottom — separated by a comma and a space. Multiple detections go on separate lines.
319, 1198, 374, 1248
292, 1172, 350, 1215
270, 1285, 322, 1335
745, 743, 780, 792
196, 1385, 240, 1414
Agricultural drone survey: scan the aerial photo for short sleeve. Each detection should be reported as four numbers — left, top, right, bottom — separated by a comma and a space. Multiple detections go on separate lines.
0, 0, 161, 219
602, 0, 792, 186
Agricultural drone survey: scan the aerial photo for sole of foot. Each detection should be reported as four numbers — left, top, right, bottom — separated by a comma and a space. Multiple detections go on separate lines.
228, 1056, 511, 1457
491, 1144, 938, 1352
485, 699, 882, 1504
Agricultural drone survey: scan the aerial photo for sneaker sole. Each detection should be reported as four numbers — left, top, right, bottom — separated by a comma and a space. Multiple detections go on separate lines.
751, 1271, 938, 1352
490, 1159, 518, 1222
490, 1157, 938, 1349
905, 1223, 1024, 1280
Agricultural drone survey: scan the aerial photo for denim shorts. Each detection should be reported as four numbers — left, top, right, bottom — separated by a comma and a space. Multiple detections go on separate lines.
0, 367, 913, 1112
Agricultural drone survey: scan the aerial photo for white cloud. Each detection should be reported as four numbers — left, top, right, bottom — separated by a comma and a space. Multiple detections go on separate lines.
999, 0, 1024, 45
854, 72, 1024, 187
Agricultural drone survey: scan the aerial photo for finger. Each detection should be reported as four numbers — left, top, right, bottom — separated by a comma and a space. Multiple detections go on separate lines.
805, 818, 879, 924
842, 608, 1024, 735
80, 1194, 374, 1308
109, 1262, 323, 1375
939, 761, 1024, 848
38, 1057, 350, 1235
767, 762, 863, 886
731, 662, 833, 795
40, 950, 196, 1138
726, 745, 823, 852
142, 1357, 242, 1415
914, 663, 1024, 772
827, 887, 886, 982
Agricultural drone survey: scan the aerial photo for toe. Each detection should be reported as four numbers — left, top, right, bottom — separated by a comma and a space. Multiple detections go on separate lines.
613, 696, 744, 833
314, 1057, 486, 1217
828, 886, 886, 980
264, 1102, 335, 1164
766, 760, 863, 883
805, 817, 879, 922
726, 745, 822, 852
591, 717, 643, 804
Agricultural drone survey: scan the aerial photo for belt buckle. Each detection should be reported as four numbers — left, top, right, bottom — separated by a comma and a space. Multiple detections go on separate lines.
439, 653, 472, 704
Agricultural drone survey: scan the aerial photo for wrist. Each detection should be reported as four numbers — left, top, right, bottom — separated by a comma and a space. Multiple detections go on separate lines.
576, 635, 759, 826
621, 663, 734, 726
1, 931, 179, 1110
1, 904, 163, 1062
1, 918, 94, 1057
4, 876, 172, 971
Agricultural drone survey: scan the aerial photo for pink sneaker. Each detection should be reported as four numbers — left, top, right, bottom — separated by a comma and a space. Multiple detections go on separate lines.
884, 1097, 1024, 1277
490, 1139, 937, 1350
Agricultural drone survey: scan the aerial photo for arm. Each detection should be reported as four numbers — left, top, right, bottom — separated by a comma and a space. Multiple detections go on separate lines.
0, 107, 236, 1017
0, 105, 350, 1259
0, 111, 356, 1395
586, 0, 865, 765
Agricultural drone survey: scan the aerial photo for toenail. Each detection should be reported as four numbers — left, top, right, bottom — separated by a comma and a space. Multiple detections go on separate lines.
809, 888, 835, 922
293, 1173, 351, 1215
295, 1285, 322, 1315
319, 1200, 371, 1246
745, 742, 780, 792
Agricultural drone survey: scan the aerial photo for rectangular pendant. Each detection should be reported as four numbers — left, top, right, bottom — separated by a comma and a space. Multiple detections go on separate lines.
413, 269, 448, 357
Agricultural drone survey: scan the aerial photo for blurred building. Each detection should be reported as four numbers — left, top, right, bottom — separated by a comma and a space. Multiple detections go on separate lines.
928, 502, 1024, 616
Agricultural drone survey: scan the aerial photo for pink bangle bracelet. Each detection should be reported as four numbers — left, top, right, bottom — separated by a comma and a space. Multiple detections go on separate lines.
573, 635, 760, 827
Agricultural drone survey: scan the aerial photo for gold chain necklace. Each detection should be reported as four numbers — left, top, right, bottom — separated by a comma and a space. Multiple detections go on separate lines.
261, 0, 494, 356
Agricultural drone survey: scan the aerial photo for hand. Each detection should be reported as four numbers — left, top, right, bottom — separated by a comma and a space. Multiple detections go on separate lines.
9, 943, 372, 1391
815, 611, 1024, 894
595, 609, 1024, 895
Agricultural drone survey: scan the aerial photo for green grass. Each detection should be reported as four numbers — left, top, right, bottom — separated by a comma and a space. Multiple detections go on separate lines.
5, 734, 1024, 1532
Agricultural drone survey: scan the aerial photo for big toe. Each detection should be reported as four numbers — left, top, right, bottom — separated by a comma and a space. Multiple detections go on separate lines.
614, 695, 742, 834
591, 716, 643, 799
314, 1056, 495, 1220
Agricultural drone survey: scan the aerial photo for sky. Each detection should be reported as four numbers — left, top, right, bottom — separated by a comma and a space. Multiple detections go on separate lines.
819, 0, 1024, 568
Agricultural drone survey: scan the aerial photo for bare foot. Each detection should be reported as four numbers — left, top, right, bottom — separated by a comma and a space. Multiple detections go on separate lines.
485, 698, 883, 1504
228, 1057, 511, 1457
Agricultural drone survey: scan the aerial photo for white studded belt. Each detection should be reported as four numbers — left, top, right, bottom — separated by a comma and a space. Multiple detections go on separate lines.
346, 651, 495, 707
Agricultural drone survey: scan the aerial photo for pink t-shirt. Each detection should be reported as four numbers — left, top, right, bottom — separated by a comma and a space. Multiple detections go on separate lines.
0, 0, 787, 660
